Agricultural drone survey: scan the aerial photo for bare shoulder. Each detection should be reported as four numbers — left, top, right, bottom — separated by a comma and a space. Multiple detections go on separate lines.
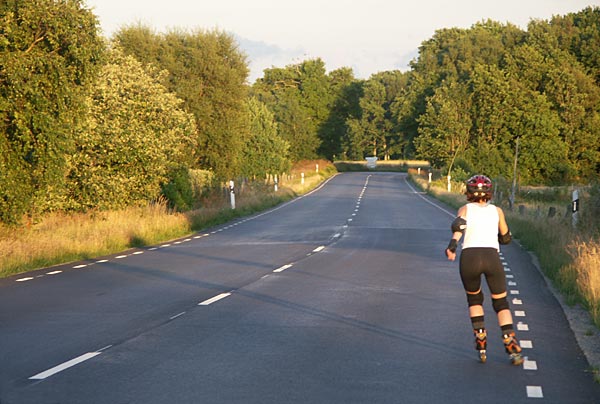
457, 204, 468, 217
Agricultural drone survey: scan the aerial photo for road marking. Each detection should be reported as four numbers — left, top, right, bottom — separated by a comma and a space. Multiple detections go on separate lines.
199, 292, 232, 306
274, 264, 293, 273
512, 298, 523, 305
29, 352, 101, 380
170, 312, 186, 320
403, 178, 455, 216
313, 246, 325, 252
508, 281, 517, 286
517, 322, 529, 331
47, 271, 62, 275
521, 340, 533, 348
510, 290, 520, 295
333, 233, 341, 238
526, 386, 543, 398
96, 259, 108, 263
73, 264, 87, 269
506, 274, 514, 278
515, 310, 526, 317
523, 359, 538, 370
115, 255, 127, 259
133, 251, 144, 255
16, 277, 34, 282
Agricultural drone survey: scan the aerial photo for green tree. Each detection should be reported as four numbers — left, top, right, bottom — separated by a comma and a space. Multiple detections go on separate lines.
0, 0, 104, 223
68, 48, 197, 209
115, 26, 249, 181
252, 59, 333, 161
241, 97, 290, 179
318, 67, 360, 160
346, 79, 387, 158
414, 79, 472, 174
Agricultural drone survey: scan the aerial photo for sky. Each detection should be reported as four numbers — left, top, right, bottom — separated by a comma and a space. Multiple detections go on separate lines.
84, 0, 599, 82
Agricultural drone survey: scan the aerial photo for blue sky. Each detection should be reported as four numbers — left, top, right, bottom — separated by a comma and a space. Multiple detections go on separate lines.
85, 0, 599, 82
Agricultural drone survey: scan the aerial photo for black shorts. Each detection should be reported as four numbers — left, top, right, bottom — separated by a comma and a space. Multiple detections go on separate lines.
459, 247, 506, 295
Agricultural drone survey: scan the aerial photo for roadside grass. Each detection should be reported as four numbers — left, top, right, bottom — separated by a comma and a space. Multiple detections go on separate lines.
0, 160, 336, 279
409, 170, 600, 329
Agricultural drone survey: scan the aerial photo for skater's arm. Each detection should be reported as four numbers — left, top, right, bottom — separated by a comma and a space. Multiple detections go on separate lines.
446, 206, 466, 261
497, 207, 511, 244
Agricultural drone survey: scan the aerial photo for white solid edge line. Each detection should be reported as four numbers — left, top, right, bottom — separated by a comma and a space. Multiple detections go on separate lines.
313, 246, 325, 252
29, 352, 101, 380
199, 292, 232, 306
403, 176, 455, 217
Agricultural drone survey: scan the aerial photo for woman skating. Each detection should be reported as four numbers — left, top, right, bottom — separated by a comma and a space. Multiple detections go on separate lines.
445, 175, 524, 365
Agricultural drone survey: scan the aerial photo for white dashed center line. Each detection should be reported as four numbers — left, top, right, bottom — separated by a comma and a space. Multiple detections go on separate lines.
526, 386, 544, 398
29, 351, 101, 380
199, 292, 232, 306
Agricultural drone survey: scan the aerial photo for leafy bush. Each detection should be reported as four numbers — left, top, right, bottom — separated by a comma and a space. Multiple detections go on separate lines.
161, 168, 194, 211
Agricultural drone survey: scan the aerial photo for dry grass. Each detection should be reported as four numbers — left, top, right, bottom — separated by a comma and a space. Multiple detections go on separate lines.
409, 171, 600, 328
0, 161, 336, 278
0, 200, 191, 276
566, 240, 600, 322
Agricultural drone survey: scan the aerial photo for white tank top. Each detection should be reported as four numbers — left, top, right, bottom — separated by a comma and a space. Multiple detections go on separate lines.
462, 203, 500, 251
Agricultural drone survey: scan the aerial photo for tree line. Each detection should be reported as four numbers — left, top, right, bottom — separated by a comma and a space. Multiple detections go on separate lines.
1, 0, 598, 224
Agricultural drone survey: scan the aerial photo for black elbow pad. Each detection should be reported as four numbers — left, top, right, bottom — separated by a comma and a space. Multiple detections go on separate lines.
498, 231, 512, 245
451, 217, 467, 233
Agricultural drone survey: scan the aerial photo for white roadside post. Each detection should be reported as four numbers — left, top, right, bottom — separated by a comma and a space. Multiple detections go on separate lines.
428, 172, 432, 184
274, 175, 278, 192
447, 175, 451, 192
229, 180, 235, 210
418, 167, 421, 175
316, 164, 319, 173
301, 172, 305, 185
572, 189, 579, 227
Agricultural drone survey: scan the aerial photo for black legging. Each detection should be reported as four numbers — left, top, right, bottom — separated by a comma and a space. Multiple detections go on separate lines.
459, 247, 507, 295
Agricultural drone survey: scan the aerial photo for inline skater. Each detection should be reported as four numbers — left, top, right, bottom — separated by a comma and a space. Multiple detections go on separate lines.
445, 175, 524, 365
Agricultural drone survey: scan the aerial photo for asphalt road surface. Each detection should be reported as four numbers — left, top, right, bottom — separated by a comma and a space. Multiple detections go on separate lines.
1, 172, 599, 403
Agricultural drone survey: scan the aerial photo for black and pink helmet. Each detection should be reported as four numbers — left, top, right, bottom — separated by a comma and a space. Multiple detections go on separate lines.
466, 175, 493, 201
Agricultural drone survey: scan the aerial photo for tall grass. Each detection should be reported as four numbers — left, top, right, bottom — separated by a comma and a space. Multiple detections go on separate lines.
0, 200, 191, 276
409, 170, 600, 328
0, 161, 335, 278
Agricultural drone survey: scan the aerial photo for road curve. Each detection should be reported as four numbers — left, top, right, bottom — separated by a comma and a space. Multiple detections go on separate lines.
1, 172, 598, 403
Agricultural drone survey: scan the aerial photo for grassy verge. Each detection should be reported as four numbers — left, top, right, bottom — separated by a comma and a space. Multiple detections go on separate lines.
409, 170, 600, 329
0, 160, 336, 278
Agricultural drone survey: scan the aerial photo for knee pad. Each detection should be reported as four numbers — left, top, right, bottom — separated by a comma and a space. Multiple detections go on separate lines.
466, 290, 484, 306
492, 296, 510, 313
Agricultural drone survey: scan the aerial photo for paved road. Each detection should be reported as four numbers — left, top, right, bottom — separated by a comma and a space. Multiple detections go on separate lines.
1, 172, 598, 403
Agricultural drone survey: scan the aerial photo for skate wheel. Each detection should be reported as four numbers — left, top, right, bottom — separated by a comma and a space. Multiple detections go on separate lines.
479, 350, 487, 363
510, 353, 524, 366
